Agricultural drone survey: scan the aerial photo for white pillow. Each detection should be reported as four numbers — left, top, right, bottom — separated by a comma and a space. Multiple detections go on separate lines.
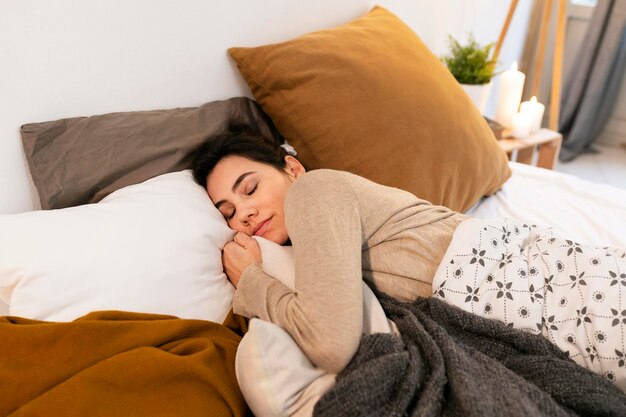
236, 237, 395, 417
0, 170, 235, 322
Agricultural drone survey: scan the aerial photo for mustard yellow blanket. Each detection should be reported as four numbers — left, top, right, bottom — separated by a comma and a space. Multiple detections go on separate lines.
0, 310, 249, 417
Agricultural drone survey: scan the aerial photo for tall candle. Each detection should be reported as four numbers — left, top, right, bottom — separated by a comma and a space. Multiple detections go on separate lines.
520, 96, 545, 133
511, 111, 531, 138
495, 62, 525, 128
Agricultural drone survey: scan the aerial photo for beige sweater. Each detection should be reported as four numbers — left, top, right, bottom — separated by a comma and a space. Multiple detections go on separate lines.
233, 169, 467, 373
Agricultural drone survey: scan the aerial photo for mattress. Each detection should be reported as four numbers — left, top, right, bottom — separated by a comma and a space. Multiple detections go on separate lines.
467, 162, 626, 248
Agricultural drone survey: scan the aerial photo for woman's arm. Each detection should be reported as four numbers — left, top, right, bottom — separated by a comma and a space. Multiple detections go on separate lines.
233, 171, 364, 374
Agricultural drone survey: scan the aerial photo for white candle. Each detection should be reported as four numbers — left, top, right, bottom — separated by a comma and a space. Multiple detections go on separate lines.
495, 62, 526, 128
511, 111, 531, 138
520, 96, 545, 133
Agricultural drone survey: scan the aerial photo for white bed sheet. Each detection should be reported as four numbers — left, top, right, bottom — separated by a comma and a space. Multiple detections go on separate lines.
467, 162, 626, 249
1, 163, 624, 317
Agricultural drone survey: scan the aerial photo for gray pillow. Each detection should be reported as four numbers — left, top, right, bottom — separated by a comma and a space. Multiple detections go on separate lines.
21, 97, 281, 209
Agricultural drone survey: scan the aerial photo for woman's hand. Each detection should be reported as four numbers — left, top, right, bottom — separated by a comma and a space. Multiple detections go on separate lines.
222, 232, 262, 288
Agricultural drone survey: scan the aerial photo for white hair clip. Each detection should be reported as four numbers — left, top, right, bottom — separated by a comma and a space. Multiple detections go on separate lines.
281, 141, 297, 156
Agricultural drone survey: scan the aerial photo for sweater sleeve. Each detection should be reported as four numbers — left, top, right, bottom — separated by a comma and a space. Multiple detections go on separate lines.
232, 171, 364, 374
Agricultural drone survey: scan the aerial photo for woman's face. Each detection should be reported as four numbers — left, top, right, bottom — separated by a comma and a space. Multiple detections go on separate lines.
206, 155, 304, 245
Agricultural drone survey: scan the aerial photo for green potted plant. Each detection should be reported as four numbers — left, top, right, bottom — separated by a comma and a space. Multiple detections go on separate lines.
441, 33, 497, 113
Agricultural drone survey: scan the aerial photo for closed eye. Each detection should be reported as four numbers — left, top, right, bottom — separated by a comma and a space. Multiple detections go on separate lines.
218, 205, 235, 221
218, 180, 256, 222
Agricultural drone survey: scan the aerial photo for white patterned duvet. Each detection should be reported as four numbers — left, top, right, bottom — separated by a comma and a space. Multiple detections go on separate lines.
433, 217, 626, 392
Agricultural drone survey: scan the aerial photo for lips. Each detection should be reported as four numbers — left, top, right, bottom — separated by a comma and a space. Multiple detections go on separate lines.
253, 218, 271, 237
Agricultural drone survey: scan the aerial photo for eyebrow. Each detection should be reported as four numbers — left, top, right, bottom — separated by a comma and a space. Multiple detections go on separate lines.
214, 171, 256, 209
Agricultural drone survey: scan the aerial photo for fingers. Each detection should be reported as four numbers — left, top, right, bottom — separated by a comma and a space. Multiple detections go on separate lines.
222, 242, 247, 288
223, 239, 246, 257
229, 235, 261, 262
233, 232, 254, 249
222, 237, 262, 289
223, 240, 239, 254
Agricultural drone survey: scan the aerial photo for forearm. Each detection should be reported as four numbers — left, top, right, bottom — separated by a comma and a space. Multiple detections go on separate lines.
233, 261, 362, 374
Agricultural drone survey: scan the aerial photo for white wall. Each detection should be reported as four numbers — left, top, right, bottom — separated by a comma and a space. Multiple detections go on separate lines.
0, 0, 532, 214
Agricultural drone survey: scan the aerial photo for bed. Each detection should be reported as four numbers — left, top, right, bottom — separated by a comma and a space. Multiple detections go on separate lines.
1, 1, 625, 416
468, 162, 626, 249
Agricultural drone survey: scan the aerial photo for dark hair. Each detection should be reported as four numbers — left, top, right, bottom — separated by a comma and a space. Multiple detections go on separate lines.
192, 122, 288, 188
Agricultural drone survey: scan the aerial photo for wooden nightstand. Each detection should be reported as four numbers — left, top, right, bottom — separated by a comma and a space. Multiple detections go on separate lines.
498, 128, 562, 170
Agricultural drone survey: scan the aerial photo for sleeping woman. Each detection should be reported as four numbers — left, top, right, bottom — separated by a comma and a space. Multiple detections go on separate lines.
192, 123, 626, 390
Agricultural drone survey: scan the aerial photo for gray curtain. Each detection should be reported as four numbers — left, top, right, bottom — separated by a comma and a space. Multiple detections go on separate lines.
559, 0, 626, 162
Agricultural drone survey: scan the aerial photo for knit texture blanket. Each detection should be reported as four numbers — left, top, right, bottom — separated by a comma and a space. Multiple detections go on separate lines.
313, 294, 626, 417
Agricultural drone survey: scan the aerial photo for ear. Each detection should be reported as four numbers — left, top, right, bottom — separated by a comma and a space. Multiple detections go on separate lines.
284, 155, 306, 179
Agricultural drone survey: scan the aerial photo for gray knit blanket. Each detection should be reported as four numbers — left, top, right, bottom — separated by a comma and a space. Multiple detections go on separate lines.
313, 293, 626, 417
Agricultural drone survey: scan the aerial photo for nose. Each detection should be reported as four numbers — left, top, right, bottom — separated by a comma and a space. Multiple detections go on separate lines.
236, 202, 257, 226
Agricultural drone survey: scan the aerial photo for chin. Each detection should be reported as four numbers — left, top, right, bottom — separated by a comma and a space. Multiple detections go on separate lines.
265, 231, 289, 245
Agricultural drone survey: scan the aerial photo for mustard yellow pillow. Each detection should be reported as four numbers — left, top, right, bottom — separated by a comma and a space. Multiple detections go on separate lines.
228, 6, 510, 212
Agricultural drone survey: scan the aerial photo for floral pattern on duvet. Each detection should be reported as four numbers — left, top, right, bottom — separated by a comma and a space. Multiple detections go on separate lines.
432, 217, 626, 392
